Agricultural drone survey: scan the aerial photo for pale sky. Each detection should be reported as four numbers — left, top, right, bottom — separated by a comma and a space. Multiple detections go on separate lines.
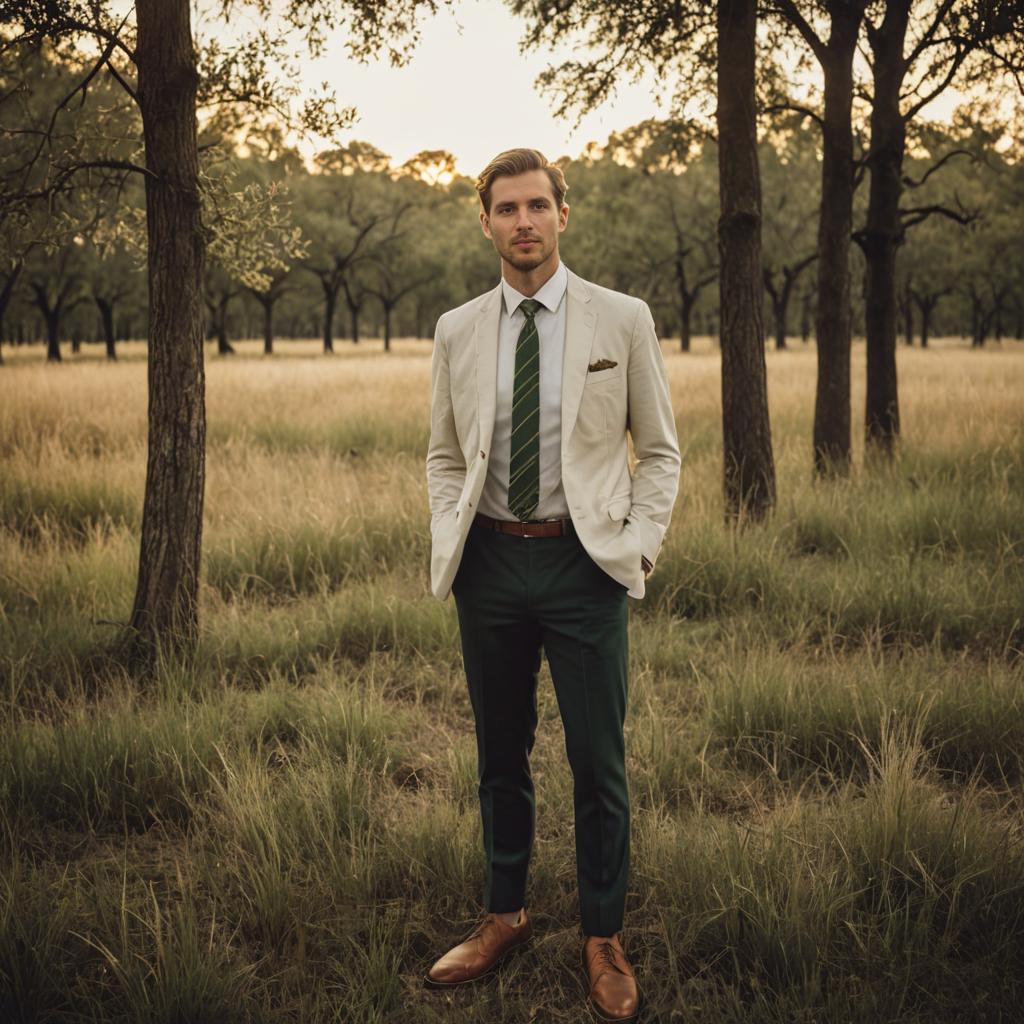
117, 0, 964, 175
207, 0, 677, 175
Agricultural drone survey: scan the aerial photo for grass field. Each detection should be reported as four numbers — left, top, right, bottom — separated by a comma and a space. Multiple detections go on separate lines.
2, 335, 1023, 1023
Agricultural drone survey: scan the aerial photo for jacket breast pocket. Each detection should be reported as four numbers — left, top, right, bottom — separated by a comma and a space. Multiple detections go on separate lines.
584, 368, 624, 391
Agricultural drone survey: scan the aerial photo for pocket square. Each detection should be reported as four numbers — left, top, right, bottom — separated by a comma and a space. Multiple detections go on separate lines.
588, 359, 618, 372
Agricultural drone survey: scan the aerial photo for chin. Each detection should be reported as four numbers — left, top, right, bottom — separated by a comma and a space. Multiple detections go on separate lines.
506, 248, 550, 272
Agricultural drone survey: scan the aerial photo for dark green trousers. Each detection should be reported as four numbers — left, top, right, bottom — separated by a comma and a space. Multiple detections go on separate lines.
451, 519, 630, 937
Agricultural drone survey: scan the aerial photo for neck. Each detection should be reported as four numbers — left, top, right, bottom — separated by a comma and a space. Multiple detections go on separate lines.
502, 253, 560, 297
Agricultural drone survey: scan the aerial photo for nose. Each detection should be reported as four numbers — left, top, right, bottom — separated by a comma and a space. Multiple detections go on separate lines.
514, 205, 532, 230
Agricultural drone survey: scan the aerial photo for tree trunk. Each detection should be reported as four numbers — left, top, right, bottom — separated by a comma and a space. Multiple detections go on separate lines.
676, 254, 692, 352
717, 0, 775, 521
46, 311, 62, 362
901, 280, 913, 346
0, 267, 12, 365
261, 297, 274, 355
861, 0, 909, 459
321, 279, 336, 353
812, 6, 863, 475
680, 293, 696, 353
127, 0, 206, 661
919, 298, 932, 349
970, 293, 985, 347
96, 296, 117, 360
350, 305, 361, 344
383, 303, 392, 352
215, 296, 234, 355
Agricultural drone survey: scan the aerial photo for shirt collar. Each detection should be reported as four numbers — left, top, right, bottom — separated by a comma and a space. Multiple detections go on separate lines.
501, 260, 568, 317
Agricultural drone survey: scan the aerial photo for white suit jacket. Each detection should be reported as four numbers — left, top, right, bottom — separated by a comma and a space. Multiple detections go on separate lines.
426, 267, 681, 601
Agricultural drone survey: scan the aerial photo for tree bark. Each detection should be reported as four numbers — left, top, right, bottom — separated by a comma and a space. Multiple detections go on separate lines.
96, 296, 118, 360
127, 0, 206, 661
860, 0, 910, 459
344, 278, 363, 344
717, 0, 775, 521
812, 6, 863, 475
45, 311, 62, 362
676, 254, 692, 352
901, 278, 913, 346
320, 278, 337, 352
913, 293, 937, 349
260, 297, 274, 355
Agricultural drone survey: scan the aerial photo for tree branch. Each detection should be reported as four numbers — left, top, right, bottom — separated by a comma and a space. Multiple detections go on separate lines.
769, 0, 828, 65
903, 45, 969, 121
900, 202, 975, 230
901, 149, 972, 188
763, 101, 824, 130
901, 0, 958, 73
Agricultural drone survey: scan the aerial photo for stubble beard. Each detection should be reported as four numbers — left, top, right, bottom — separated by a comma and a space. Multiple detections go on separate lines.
503, 240, 552, 273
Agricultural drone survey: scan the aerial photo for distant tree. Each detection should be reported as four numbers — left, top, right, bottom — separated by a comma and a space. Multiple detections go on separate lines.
855, 0, 1023, 455
364, 177, 439, 351
297, 144, 395, 351
604, 124, 720, 352
86, 234, 143, 361
0, 41, 133, 364
761, 126, 819, 350
767, 0, 870, 475
27, 240, 90, 362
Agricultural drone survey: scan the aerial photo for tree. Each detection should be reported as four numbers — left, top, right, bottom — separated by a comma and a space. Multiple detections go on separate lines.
364, 179, 437, 351
0, 0, 448, 664
0, 40, 134, 365
718, 0, 776, 519
508, 1, 775, 518
760, 125, 819, 350
27, 241, 87, 361
297, 144, 394, 351
605, 124, 720, 352
87, 236, 143, 361
768, 0, 870, 475
855, 0, 1023, 455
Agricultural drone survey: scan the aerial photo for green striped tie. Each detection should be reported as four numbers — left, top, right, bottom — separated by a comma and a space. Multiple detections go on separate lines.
508, 298, 542, 521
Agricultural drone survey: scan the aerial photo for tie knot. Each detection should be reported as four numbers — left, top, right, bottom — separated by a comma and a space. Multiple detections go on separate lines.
518, 299, 542, 319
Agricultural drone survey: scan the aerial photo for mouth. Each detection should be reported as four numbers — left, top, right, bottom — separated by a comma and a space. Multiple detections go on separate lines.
513, 238, 540, 248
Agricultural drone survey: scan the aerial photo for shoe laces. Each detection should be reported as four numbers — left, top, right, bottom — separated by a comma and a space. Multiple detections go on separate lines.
595, 940, 622, 972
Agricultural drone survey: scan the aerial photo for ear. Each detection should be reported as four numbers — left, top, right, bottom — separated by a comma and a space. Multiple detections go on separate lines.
558, 203, 570, 233
479, 209, 492, 239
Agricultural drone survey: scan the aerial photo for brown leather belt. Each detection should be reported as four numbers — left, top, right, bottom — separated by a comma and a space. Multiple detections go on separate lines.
473, 512, 573, 537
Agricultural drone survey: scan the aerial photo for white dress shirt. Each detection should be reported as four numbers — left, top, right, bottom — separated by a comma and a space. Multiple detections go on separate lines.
478, 260, 571, 520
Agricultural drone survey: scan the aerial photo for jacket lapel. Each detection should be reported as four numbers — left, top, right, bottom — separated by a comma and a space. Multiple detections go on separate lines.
474, 282, 503, 454
561, 269, 597, 448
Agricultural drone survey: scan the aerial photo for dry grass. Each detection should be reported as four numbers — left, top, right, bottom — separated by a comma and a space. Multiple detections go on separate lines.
1, 333, 1023, 1022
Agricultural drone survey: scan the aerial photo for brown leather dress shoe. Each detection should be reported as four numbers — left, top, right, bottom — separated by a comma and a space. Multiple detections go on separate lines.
582, 934, 640, 1021
424, 910, 532, 987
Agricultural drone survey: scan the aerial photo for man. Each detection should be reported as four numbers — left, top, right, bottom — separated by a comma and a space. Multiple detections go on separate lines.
424, 148, 680, 1022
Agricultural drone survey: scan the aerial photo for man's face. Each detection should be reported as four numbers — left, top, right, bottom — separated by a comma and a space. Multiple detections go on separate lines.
480, 169, 569, 274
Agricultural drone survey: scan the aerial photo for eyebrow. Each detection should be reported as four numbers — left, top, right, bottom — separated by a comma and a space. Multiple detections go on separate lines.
496, 196, 551, 206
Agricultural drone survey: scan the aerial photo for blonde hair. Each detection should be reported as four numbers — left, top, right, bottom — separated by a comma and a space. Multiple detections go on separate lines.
475, 149, 568, 214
